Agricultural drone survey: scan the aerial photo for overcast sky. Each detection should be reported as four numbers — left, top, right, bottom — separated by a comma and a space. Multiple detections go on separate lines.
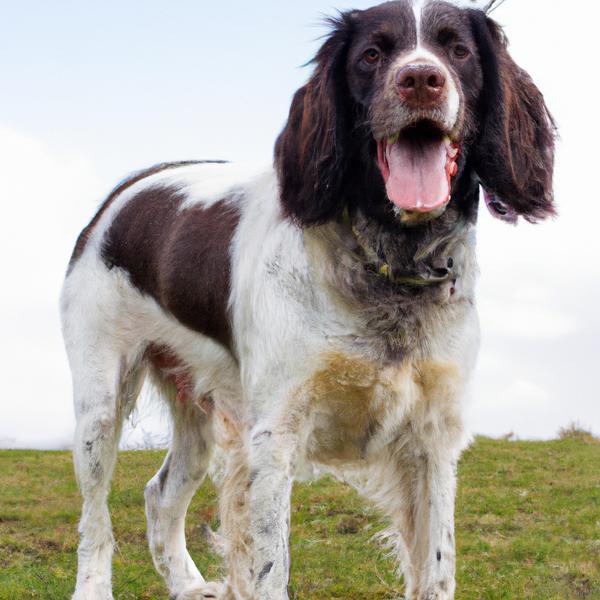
1, 0, 598, 449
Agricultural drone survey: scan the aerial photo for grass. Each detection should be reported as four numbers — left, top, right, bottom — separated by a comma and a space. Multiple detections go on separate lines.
558, 423, 599, 444
0, 437, 598, 599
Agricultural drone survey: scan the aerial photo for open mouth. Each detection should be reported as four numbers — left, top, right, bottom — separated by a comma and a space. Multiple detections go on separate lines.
376, 121, 460, 213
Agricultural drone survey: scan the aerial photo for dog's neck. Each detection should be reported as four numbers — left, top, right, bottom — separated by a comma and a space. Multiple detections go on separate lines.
342, 205, 469, 288
303, 196, 479, 362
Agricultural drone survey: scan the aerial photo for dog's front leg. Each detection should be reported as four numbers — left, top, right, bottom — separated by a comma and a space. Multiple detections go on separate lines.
247, 422, 298, 600
381, 448, 458, 600
417, 453, 457, 600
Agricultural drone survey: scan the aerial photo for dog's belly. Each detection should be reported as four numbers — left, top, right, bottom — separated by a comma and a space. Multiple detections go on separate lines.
303, 351, 465, 466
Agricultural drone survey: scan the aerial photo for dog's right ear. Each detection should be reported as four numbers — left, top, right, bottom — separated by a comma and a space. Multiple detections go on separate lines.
469, 10, 556, 223
274, 16, 353, 226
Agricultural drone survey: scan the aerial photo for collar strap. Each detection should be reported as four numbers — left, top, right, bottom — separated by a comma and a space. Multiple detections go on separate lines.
341, 208, 455, 288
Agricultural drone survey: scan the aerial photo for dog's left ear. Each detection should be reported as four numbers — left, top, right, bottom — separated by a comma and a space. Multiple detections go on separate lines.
274, 17, 352, 226
469, 11, 556, 223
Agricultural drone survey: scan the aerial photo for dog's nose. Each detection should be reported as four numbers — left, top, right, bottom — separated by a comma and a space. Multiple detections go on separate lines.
396, 64, 446, 107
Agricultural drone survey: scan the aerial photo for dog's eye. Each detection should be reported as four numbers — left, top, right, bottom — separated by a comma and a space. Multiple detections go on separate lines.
453, 45, 470, 59
363, 48, 380, 65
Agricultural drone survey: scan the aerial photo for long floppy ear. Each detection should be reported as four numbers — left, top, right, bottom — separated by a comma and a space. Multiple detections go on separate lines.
274, 17, 352, 226
469, 11, 556, 222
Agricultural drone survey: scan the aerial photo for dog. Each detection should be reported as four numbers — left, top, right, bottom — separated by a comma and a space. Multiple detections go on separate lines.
60, 1, 555, 598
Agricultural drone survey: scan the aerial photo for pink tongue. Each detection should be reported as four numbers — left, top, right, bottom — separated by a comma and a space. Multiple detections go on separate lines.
384, 138, 450, 212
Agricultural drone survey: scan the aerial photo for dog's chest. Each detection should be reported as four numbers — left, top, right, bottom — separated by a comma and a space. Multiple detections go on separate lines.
303, 351, 464, 466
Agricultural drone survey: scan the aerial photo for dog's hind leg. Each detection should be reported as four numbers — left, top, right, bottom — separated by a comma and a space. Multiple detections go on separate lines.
145, 392, 218, 599
68, 344, 142, 600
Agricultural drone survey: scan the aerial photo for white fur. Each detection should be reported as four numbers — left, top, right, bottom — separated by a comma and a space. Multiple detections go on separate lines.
413, 0, 427, 44
406, 0, 463, 132
62, 153, 479, 599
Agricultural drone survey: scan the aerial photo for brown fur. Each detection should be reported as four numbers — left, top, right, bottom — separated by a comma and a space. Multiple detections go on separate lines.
68, 161, 215, 270
274, 16, 355, 225
102, 186, 241, 352
307, 352, 381, 463
468, 11, 556, 221
305, 351, 464, 466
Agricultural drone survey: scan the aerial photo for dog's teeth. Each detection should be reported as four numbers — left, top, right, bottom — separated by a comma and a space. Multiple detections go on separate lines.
388, 133, 399, 145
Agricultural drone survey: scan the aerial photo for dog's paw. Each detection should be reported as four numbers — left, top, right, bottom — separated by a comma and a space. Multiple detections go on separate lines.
176, 580, 227, 600
72, 583, 114, 600
416, 588, 453, 600
72, 591, 114, 600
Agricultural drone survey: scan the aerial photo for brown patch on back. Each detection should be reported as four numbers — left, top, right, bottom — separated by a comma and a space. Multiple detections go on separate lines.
102, 184, 184, 294
159, 199, 240, 350
67, 160, 225, 272
101, 183, 240, 352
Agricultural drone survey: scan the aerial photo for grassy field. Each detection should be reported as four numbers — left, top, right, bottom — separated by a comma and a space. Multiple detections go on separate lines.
0, 438, 598, 599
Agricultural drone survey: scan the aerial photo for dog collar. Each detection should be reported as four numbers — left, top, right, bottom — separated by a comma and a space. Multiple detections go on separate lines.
341, 208, 459, 288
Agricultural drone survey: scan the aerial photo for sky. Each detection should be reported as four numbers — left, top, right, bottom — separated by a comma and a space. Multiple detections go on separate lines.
0, 0, 598, 449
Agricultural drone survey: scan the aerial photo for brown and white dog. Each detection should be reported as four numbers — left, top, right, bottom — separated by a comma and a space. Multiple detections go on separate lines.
61, 1, 555, 598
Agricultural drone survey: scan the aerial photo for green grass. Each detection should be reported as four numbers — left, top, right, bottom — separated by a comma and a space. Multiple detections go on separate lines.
1, 438, 598, 599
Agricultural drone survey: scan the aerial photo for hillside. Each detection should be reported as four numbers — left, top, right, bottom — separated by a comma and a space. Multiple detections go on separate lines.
0, 438, 598, 599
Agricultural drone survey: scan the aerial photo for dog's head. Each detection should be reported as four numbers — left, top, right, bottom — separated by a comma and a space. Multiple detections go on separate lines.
275, 0, 555, 226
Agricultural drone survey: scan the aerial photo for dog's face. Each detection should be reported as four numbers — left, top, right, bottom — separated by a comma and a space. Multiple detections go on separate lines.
346, 2, 481, 215
275, 0, 555, 227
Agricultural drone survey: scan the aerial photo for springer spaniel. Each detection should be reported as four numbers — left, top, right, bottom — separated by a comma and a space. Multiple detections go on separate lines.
61, 1, 555, 598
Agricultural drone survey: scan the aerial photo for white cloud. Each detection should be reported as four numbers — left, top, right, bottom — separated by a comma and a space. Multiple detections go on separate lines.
0, 126, 102, 302
478, 298, 579, 340
0, 127, 99, 449
0, 126, 174, 449
467, 375, 558, 440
